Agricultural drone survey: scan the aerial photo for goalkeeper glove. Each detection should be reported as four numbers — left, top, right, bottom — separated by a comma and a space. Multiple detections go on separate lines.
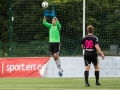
44, 10, 49, 17
50, 10, 56, 17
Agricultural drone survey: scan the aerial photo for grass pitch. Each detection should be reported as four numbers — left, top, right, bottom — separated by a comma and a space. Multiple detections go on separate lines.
0, 77, 120, 90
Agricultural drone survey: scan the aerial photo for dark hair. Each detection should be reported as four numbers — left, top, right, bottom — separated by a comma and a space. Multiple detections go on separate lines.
87, 25, 94, 33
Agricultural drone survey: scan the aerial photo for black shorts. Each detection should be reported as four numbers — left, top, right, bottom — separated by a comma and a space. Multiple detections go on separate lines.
49, 43, 61, 55
84, 51, 98, 66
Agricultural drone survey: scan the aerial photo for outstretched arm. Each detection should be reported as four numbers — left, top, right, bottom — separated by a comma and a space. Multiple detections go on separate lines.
50, 10, 61, 30
55, 18, 61, 31
43, 17, 51, 28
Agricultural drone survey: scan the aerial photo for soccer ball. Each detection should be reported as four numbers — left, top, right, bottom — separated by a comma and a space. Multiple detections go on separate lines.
42, 1, 48, 8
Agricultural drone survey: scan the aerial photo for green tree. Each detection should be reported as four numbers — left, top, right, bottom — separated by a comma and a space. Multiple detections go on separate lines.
99, 0, 120, 48
0, 0, 8, 43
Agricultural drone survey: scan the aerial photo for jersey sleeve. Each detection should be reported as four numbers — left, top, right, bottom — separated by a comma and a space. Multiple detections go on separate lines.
95, 36, 99, 45
56, 20, 61, 31
43, 19, 52, 28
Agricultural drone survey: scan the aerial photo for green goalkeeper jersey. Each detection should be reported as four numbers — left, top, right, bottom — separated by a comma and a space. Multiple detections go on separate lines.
43, 19, 61, 43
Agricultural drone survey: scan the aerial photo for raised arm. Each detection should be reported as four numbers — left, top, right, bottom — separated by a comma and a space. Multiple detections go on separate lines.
50, 10, 61, 31
43, 17, 51, 28
56, 18, 61, 31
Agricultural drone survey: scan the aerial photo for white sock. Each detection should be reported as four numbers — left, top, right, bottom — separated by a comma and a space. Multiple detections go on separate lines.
55, 59, 62, 71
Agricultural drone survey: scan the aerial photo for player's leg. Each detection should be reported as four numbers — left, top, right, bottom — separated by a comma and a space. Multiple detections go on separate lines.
49, 43, 60, 68
49, 43, 63, 77
93, 57, 101, 86
53, 43, 63, 77
54, 53, 62, 70
84, 56, 91, 87
53, 43, 62, 70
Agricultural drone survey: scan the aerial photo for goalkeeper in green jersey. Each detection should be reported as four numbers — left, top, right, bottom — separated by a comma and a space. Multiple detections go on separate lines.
43, 10, 63, 77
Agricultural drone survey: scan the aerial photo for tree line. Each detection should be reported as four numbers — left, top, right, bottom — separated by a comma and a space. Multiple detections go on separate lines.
0, 0, 120, 56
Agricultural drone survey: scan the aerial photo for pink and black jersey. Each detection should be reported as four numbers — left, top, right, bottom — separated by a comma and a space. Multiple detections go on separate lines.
82, 35, 99, 52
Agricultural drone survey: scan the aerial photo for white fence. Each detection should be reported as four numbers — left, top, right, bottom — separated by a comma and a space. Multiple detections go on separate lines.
46, 56, 120, 77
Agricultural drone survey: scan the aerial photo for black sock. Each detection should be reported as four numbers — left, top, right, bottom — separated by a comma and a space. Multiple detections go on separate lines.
84, 71, 89, 83
95, 71, 99, 83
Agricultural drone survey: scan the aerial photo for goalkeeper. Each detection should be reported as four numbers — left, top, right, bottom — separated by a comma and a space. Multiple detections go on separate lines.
43, 10, 63, 77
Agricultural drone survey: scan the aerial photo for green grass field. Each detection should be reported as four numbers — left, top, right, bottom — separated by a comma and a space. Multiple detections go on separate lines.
0, 77, 120, 90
